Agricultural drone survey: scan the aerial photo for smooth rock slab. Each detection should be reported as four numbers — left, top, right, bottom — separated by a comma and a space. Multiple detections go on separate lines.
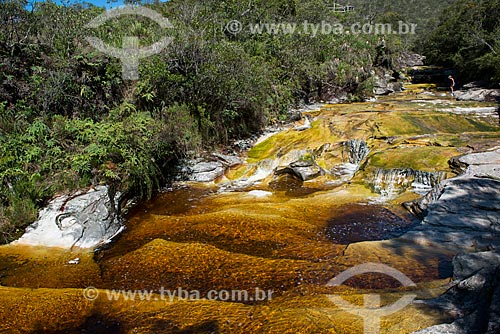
406, 149, 500, 334
14, 185, 123, 249
455, 88, 500, 102
401, 177, 500, 251
189, 161, 225, 182
453, 251, 500, 280
180, 153, 243, 182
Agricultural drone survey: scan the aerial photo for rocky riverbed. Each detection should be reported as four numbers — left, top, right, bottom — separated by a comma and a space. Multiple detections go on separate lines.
0, 76, 499, 333
408, 149, 500, 334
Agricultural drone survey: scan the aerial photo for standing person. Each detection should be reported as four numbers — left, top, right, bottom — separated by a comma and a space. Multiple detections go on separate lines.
448, 75, 456, 96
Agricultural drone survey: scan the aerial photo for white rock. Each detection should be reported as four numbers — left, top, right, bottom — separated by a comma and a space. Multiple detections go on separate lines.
247, 190, 273, 198
14, 185, 123, 249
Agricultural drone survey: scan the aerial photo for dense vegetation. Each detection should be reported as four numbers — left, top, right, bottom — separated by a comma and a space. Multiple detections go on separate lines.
348, 0, 458, 36
0, 0, 454, 242
419, 0, 500, 84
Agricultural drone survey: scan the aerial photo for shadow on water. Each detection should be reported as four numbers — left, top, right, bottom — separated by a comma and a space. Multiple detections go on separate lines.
268, 173, 326, 197
31, 314, 124, 334
379, 178, 500, 333
31, 315, 220, 334
151, 320, 219, 334
325, 203, 419, 244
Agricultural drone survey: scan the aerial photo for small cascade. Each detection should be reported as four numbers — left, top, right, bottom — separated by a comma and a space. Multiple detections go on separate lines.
239, 158, 278, 185
332, 139, 370, 178
372, 168, 445, 198
294, 115, 312, 131
343, 139, 370, 165
412, 170, 446, 195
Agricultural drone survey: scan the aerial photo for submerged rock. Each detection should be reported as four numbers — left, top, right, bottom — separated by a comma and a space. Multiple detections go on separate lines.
268, 173, 303, 192
14, 185, 123, 249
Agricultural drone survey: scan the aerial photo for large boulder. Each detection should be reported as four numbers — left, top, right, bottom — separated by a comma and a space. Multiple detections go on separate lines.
373, 75, 393, 95
455, 88, 500, 102
401, 149, 500, 251
401, 176, 500, 252
397, 52, 425, 68
457, 150, 500, 179
179, 153, 243, 182
14, 185, 123, 249
275, 160, 323, 181
189, 161, 225, 182
413, 252, 500, 334
373, 74, 403, 95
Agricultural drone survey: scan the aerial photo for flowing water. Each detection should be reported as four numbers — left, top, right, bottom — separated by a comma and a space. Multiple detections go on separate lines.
1, 80, 499, 333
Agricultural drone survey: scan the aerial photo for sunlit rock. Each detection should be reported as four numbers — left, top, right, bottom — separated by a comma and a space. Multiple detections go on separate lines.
14, 185, 123, 249
455, 88, 500, 102
246, 190, 272, 197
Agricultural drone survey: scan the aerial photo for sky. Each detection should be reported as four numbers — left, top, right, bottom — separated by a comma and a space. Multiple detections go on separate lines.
28, 0, 150, 9
88, 0, 124, 8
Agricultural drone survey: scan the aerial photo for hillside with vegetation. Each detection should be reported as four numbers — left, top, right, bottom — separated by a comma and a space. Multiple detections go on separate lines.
419, 0, 500, 85
348, 0, 458, 34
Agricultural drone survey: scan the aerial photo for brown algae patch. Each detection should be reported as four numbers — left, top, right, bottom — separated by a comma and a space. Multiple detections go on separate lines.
96, 185, 375, 262
99, 239, 334, 295
0, 245, 101, 289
